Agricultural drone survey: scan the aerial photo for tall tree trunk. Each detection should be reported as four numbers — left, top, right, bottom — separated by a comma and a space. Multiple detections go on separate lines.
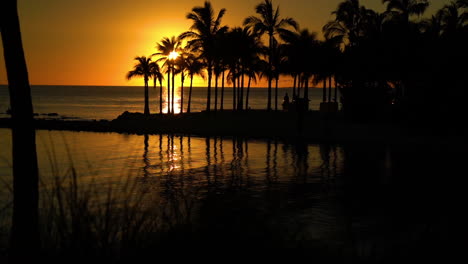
297, 74, 301, 97
267, 35, 273, 111
237, 66, 241, 108
232, 76, 237, 111
275, 76, 279, 111
180, 75, 184, 114
214, 72, 219, 112
153, 77, 157, 113
220, 70, 225, 111
323, 78, 327, 102
159, 80, 163, 114
334, 77, 338, 102
1, 0, 39, 258
206, 64, 212, 112
293, 74, 297, 98
171, 66, 175, 114
144, 79, 150, 115
167, 71, 171, 113
188, 75, 193, 113
246, 75, 252, 110
328, 76, 332, 103
239, 66, 245, 111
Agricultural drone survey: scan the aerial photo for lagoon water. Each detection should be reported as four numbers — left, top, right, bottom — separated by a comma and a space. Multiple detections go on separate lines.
0, 85, 327, 120
1, 128, 464, 256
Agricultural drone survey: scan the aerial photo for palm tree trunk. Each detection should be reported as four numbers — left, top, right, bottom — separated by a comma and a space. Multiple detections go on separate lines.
167, 71, 171, 113
267, 35, 273, 111
188, 75, 193, 113
180, 75, 184, 114
237, 67, 241, 108
171, 66, 175, 114
293, 74, 297, 98
322, 79, 326, 102
221, 70, 225, 111
214, 72, 219, 112
144, 79, 150, 115
232, 76, 237, 111
328, 76, 332, 103
246, 75, 252, 110
275, 76, 279, 111
207, 64, 212, 112
159, 80, 163, 114
304, 77, 309, 100
1, 0, 39, 257
297, 74, 301, 97
239, 67, 245, 110
334, 77, 337, 102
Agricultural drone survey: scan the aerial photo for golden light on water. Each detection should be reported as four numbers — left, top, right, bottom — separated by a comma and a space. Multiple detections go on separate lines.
162, 86, 182, 114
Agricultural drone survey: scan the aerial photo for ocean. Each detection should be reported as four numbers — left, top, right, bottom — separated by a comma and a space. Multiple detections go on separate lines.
0, 85, 329, 121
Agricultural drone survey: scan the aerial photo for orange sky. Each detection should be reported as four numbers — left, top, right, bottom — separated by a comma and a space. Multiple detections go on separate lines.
0, 0, 446, 87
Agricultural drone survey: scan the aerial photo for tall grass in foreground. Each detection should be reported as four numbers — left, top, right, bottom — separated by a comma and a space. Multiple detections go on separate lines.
0, 149, 195, 261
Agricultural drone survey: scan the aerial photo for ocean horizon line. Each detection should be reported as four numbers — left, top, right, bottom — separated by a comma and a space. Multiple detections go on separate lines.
1, 84, 328, 89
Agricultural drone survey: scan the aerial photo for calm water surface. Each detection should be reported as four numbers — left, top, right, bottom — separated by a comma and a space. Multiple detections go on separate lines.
0, 129, 465, 257
0, 85, 328, 120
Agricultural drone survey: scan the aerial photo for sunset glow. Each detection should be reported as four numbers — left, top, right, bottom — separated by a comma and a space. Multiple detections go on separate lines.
0, 0, 447, 86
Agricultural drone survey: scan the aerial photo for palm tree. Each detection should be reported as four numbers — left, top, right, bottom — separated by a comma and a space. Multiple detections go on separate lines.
154, 36, 180, 114
175, 49, 190, 114
245, 57, 264, 110
244, 0, 298, 111
127, 56, 152, 115
382, 0, 429, 24
323, 0, 379, 49
437, 1, 468, 37
186, 54, 205, 113
282, 28, 319, 103
1, 0, 40, 256
180, 1, 228, 112
149, 61, 164, 114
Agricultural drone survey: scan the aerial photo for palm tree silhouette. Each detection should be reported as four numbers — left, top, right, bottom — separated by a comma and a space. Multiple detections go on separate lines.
1, 0, 40, 256
180, 1, 228, 112
176, 48, 189, 113
437, 1, 468, 37
244, 0, 298, 111
126, 56, 152, 115
150, 61, 164, 114
323, 0, 378, 49
185, 54, 205, 113
382, 0, 429, 25
154, 36, 180, 114
282, 28, 319, 104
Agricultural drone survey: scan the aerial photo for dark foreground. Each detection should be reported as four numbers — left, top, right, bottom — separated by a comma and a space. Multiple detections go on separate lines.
1, 111, 467, 262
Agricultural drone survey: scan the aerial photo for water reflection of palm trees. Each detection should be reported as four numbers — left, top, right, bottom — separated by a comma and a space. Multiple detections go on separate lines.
139, 135, 343, 190
142, 134, 150, 178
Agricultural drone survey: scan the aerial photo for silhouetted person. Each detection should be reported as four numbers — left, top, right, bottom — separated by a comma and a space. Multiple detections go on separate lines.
282, 93, 290, 111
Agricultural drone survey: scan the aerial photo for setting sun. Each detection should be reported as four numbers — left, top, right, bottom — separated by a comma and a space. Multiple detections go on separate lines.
168, 51, 179, 60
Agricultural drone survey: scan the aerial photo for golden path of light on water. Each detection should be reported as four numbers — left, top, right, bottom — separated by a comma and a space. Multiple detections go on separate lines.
162, 85, 182, 114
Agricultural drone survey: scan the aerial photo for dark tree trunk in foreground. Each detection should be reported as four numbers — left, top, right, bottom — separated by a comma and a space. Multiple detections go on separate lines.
0, 0, 40, 259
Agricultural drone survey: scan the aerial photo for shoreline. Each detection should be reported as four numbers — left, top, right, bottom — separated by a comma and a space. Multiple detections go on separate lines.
0, 110, 465, 145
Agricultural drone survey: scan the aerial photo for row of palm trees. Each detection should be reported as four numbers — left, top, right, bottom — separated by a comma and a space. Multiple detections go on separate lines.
128, 0, 467, 118
128, 0, 314, 115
